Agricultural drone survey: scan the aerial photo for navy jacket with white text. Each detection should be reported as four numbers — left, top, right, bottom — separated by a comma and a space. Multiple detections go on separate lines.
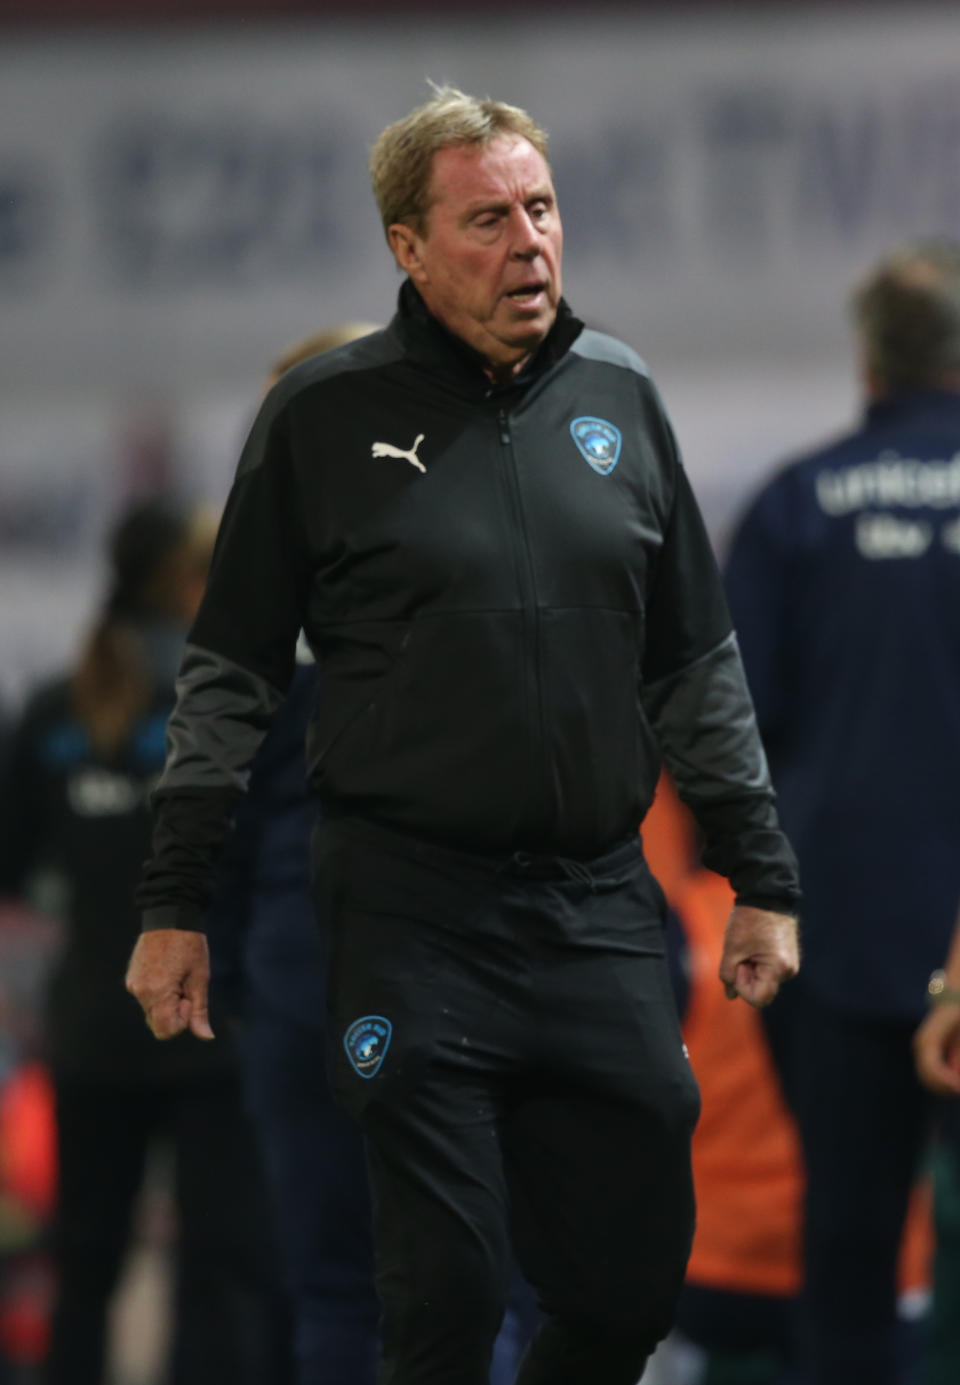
724, 388, 960, 1020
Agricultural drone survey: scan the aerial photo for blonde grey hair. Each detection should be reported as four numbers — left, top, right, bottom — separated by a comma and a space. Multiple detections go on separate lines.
851, 240, 960, 392
369, 84, 549, 240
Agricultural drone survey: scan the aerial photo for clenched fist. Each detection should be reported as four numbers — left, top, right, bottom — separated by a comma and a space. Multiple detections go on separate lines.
718, 904, 800, 1008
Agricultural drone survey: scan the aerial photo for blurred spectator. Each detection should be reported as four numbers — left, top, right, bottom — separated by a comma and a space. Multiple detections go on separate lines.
645, 777, 933, 1385
642, 774, 804, 1384
0, 892, 60, 1384
724, 240, 960, 1384
673, 869, 805, 1384
209, 323, 540, 1385
0, 499, 289, 1385
915, 912, 960, 1383
208, 322, 382, 1385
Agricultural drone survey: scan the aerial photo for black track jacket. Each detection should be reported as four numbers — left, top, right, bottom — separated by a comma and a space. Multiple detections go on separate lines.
139, 284, 800, 933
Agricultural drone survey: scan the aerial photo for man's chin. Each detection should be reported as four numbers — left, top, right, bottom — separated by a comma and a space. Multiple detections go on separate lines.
499, 311, 555, 354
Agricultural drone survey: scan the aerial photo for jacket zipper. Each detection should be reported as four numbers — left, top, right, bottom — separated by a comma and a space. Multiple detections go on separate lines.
496, 408, 548, 827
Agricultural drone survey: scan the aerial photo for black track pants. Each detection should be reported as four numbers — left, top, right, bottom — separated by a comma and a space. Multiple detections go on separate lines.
313, 820, 700, 1385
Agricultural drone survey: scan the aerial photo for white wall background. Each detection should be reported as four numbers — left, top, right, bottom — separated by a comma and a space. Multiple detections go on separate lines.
1, 6, 958, 703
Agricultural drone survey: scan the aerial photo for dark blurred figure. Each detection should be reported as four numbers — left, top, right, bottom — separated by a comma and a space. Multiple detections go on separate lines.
915, 911, 960, 1383
642, 776, 805, 1385
211, 324, 541, 1385
210, 324, 383, 1385
724, 240, 960, 1385
0, 499, 289, 1385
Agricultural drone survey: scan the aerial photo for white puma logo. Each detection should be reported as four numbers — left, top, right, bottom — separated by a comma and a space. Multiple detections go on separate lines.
371, 433, 426, 474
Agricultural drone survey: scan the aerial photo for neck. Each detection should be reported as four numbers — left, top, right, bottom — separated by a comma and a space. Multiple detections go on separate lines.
484, 354, 532, 385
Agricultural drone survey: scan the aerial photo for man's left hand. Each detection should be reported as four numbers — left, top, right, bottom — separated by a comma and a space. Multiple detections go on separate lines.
718, 904, 800, 1008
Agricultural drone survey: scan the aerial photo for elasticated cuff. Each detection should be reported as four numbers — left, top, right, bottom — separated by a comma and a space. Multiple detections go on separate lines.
733, 893, 802, 921
141, 904, 208, 934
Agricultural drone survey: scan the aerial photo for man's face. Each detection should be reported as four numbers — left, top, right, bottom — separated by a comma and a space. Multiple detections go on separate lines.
389, 135, 563, 377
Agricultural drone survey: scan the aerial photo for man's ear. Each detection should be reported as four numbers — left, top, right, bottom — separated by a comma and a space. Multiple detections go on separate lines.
389, 223, 428, 284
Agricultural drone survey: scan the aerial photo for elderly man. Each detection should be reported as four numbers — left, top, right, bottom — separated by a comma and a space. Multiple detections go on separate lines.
127, 88, 800, 1385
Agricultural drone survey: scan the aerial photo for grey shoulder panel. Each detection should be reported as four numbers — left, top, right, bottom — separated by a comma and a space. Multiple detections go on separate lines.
641, 630, 773, 800
158, 643, 285, 794
571, 330, 650, 378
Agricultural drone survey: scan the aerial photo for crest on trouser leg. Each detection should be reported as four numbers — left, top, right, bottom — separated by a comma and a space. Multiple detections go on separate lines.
344, 1016, 392, 1078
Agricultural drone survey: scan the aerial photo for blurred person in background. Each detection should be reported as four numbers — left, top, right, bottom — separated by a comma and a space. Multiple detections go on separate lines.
636, 774, 805, 1385
210, 324, 382, 1385
127, 87, 801, 1385
0, 499, 289, 1385
724, 240, 960, 1385
914, 913, 960, 1385
643, 777, 932, 1385
213, 320, 541, 1385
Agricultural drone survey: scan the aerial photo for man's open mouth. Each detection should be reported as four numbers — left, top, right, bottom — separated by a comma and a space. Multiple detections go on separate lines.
506, 283, 546, 303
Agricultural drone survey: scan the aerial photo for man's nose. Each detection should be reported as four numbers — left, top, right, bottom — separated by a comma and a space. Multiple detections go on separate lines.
510, 209, 541, 257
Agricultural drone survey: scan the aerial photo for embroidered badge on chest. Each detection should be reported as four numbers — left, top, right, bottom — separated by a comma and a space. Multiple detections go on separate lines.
570, 417, 622, 475
344, 1015, 393, 1079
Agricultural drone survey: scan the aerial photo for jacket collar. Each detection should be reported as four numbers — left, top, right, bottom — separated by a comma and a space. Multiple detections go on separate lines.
865, 387, 960, 428
392, 278, 584, 398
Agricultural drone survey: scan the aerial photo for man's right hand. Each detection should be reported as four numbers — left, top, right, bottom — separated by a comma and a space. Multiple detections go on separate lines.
914, 1000, 960, 1096
125, 928, 214, 1042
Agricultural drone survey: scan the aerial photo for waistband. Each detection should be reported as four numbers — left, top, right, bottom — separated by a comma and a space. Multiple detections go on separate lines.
320, 815, 645, 886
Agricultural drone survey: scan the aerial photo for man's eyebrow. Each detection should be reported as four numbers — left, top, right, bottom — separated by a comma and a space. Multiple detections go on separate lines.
463, 189, 555, 219
464, 200, 511, 218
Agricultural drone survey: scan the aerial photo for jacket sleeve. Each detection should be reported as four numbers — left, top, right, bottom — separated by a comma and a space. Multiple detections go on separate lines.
136, 394, 312, 933
639, 409, 801, 915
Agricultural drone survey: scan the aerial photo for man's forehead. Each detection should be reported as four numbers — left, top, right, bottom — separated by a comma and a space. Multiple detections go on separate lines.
429, 135, 554, 207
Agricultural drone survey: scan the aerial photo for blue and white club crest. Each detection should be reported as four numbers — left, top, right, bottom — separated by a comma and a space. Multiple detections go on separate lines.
570, 417, 622, 475
344, 1015, 392, 1079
